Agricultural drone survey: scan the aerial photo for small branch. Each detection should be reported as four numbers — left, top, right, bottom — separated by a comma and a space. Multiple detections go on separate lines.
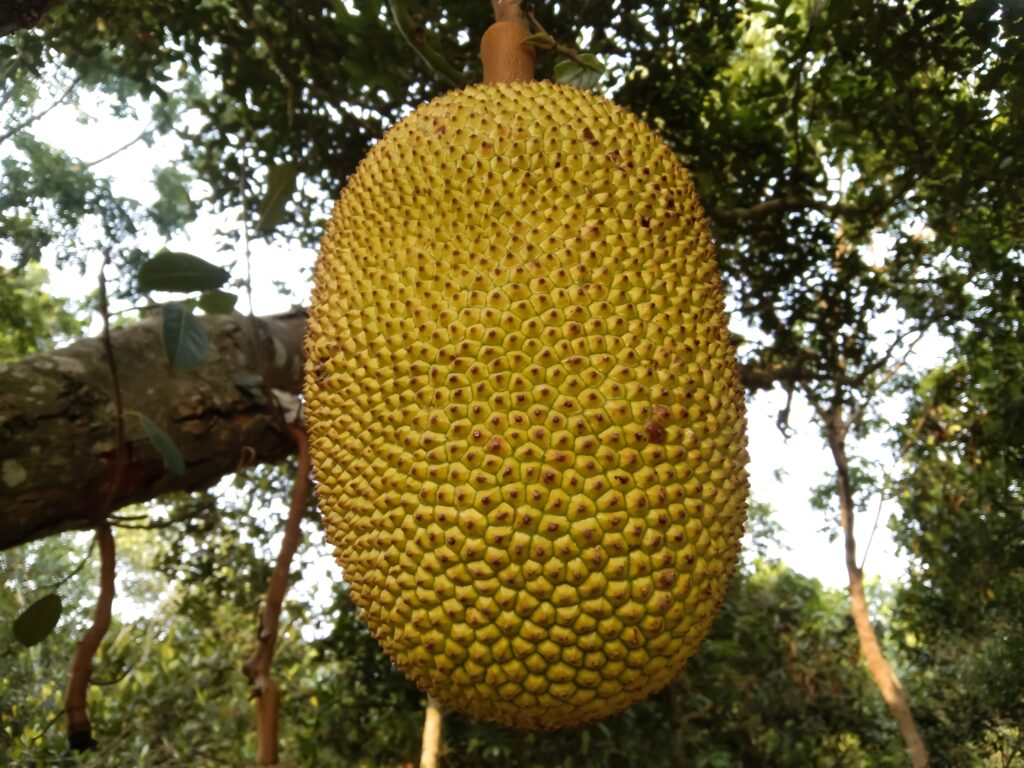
858, 484, 887, 573
707, 195, 865, 223
64, 524, 116, 751
388, 0, 467, 87
738, 361, 811, 392
0, 74, 81, 144
80, 124, 153, 169
99, 252, 128, 512
40, 537, 97, 592
242, 424, 310, 765
521, 31, 601, 72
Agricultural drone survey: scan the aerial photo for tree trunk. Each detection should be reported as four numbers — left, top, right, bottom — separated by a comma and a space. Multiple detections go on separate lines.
824, 407, 931, 768
0, 310, 305, 550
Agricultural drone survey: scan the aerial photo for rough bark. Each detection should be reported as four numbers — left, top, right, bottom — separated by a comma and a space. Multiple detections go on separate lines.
825, 407, 931, 768
0, 310, 305, 550
0, 0, 68, 36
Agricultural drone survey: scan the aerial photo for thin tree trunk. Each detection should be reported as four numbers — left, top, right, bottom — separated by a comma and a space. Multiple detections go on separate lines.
419, 696, 443, 768
825, 407, 930, 768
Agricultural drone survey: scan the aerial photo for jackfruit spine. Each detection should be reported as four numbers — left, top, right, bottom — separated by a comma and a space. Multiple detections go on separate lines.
304, 81, 749, 729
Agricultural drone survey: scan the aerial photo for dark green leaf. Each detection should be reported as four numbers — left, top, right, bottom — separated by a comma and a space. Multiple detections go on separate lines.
553, 55, 604, 90
255, 162, 297, 233
138, 251, 229, 293
197, 289, 238, 315
161, 302, 210, 368
137, 412, 185, 476
13, 593, 63, 647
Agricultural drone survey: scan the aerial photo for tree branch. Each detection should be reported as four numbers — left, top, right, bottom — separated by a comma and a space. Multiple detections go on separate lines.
64, 523, 115, 750
0, 74, 81, 143
242, 424, 309, 765
0, 310, 306, 551
388, 0, 467, 88
707, 195, 865, 223
0, 0, 68, 37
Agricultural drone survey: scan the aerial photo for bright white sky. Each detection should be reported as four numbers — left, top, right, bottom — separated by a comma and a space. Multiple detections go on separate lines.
7, 88, 943, 596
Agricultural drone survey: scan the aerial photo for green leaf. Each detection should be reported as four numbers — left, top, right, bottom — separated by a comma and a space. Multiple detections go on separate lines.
137, 412, 185, 476
13, 593, 63, 647
553, 54, 604, 90
255, 161, 297, 233
138, 251, 229, 293
161, 302, 210, 368
197, 289, 238, 315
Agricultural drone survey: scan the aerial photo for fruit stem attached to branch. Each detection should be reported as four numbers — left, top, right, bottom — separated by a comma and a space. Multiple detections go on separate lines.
481, 0, 534, 83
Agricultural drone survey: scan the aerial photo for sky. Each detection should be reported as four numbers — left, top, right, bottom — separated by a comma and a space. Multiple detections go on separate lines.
6, 85, 938, 596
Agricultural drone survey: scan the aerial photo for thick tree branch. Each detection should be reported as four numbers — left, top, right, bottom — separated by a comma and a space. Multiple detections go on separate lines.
0, 0, 67, 36
0, 310, 305, 550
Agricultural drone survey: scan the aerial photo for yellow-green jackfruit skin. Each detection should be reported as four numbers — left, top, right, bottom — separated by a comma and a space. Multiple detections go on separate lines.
304, 81, 749, 730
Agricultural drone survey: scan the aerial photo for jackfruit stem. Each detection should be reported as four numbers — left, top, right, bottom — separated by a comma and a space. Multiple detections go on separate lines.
482, 1, 534, 83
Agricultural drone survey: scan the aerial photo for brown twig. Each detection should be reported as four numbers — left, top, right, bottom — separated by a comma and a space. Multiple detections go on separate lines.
64, 524, 115, 750
242, 424, 310, 765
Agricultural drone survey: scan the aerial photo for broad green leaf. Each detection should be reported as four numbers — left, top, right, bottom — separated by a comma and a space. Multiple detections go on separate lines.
161, 302, 210, 368
13, 593, 63, 647
137, 412, 185, 476
198, 289, 238, 315
553, 54, 604, 90
256, 161, 297, 233
138, 251, 229, 293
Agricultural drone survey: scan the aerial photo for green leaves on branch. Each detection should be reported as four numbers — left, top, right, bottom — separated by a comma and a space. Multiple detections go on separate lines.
161, 302, 209, 368
520, 31, 605, 91
255, 161, 297, 233
13, 593, 63, 647
136, 412, 185, 476
136, 252, 233, 367
137, 251, 229, 294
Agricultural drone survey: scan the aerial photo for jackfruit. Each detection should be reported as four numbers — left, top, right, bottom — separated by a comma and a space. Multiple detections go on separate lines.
304, 81, 749, 730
